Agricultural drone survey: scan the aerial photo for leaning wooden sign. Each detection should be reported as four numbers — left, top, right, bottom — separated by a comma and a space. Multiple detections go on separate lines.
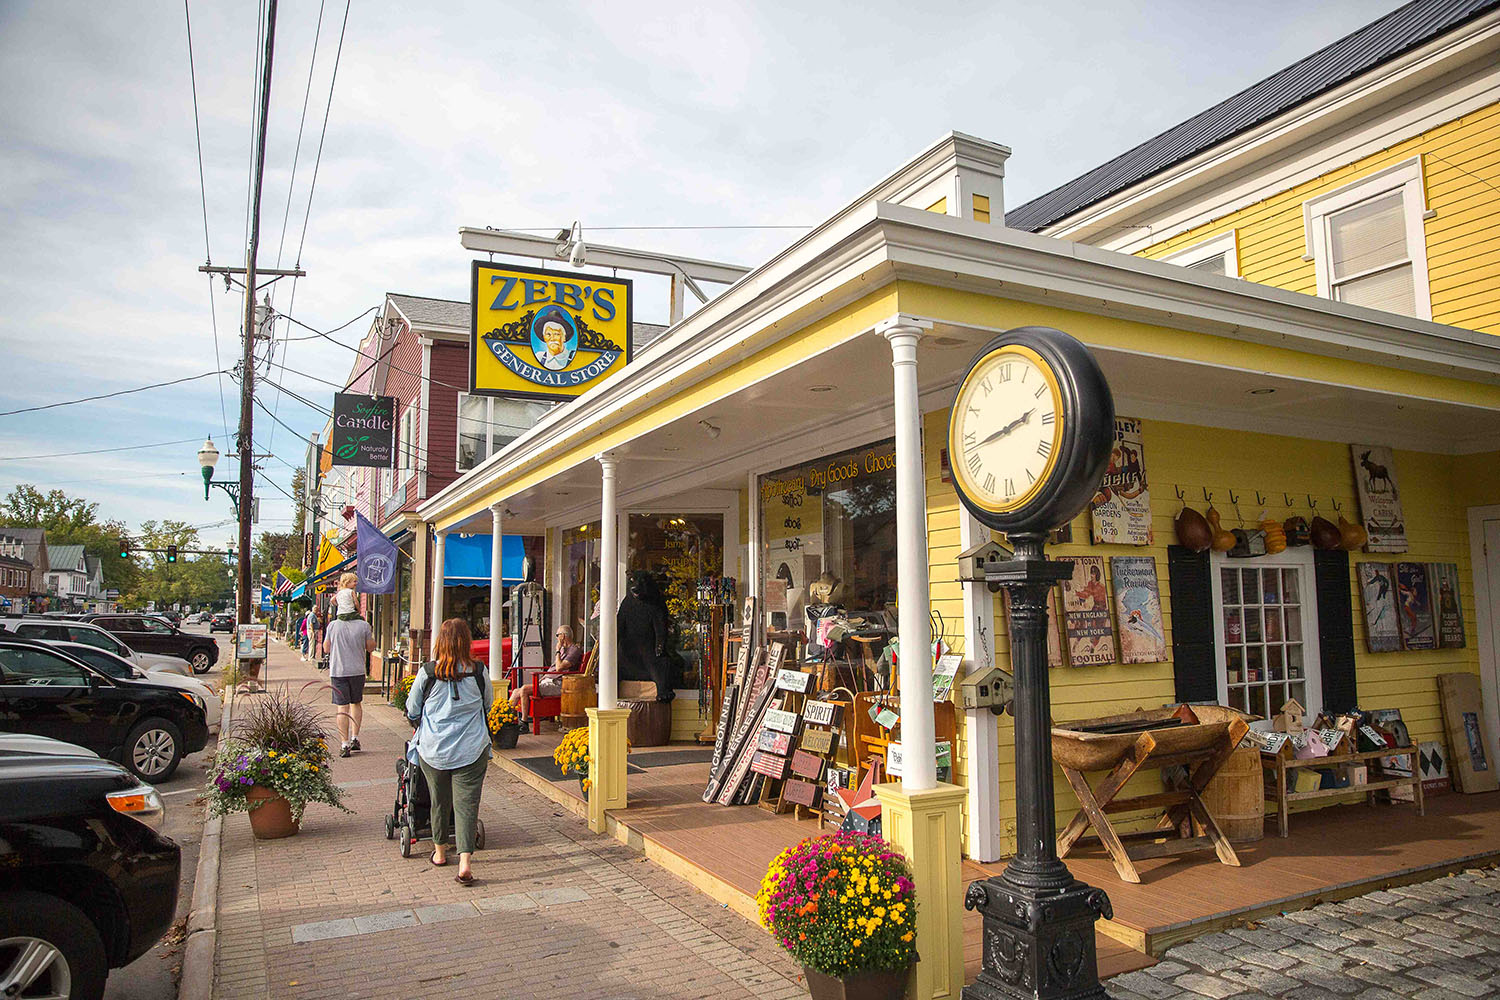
764, 709, 800, 734
803, 700, 840, 726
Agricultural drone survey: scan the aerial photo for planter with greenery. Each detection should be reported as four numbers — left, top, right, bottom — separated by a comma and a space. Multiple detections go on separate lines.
391, 673, 415, 713
488, 697, 522, 749
758, 832, 916, 1000
206, 691, 351, 839
553, 726, 632, 795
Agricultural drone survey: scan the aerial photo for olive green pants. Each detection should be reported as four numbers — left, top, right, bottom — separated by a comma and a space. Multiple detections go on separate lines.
419, 752, 489, 855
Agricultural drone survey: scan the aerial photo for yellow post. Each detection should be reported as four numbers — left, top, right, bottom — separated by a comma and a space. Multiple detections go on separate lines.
873, 782, 967, 1000
585, 706, 630, 834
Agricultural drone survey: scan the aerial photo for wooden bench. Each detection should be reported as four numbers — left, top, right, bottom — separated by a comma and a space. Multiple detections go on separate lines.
1263, 743, 1424, 837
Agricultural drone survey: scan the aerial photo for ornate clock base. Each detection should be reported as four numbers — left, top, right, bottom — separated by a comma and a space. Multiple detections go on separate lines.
962, 874, 1113, 1000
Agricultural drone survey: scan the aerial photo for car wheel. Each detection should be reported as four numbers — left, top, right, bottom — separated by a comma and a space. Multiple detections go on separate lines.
0, 890, 108, 1000
124, 718, 183, 783
190, 649, 212, 674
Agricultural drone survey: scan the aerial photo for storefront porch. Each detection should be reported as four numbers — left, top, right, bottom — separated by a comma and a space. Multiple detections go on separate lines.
490, 728, 1500, 977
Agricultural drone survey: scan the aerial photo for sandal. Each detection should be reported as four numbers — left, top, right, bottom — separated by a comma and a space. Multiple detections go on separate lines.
455, 871, 475, 886
430, 852, 448, 867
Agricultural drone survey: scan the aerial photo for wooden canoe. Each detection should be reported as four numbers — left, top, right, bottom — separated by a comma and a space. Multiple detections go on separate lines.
1052, 705, 1251, 772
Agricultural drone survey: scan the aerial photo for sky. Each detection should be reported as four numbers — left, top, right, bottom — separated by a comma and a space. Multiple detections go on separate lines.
0, 0, 1409, 547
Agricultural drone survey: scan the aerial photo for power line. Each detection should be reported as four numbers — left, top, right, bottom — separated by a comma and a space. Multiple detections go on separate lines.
0, 437, 202, 462
0, 372, 227, 417
493, 224, 812, 232
291, 0, 349, 276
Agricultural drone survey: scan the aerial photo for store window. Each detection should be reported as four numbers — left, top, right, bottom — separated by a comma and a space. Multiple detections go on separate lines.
758, 439, 897, 632
1210, 549, 1322, 720
561, 523, 600, 648
627, 513, 724, 676
457, 394, 553, 471
1162, 231, 1238, 277
1303, 156, 1432, 320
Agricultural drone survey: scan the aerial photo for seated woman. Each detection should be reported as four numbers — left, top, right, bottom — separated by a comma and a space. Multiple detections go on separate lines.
509, 626, 584, 722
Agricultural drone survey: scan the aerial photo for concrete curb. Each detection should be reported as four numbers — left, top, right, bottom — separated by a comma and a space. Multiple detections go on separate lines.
178, 679, 237, 1000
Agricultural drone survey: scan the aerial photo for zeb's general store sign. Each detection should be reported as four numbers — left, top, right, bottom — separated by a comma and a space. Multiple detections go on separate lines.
470, 261, 633, 401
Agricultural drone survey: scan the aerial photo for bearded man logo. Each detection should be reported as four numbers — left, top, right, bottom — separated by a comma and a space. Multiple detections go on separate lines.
530, 305, 578, 371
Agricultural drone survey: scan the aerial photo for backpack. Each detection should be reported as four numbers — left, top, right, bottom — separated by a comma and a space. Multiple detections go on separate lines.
412, 661, 486, 723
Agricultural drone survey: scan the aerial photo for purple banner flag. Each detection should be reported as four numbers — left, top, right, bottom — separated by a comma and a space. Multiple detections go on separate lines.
355, 513, 397, 594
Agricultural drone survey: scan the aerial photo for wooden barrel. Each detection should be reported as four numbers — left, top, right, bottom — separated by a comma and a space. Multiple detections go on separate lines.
559, 675, 596, 729
622, 699, 672, 747
1201, 746, 1265, 842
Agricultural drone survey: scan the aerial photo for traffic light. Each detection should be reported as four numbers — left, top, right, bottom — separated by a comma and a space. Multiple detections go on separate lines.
118, 542, 129, 558
166, 544, 178, 564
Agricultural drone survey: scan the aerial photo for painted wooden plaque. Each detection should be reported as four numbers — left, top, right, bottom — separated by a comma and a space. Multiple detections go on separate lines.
1357, 562, 1400, 653
764, 708, 800, 734
790, 749, 825, 780
750, 751, 789, 779
1429, 562, 1466, 648
704, 685, 739, 790
803, 700, 840, 727
1109, 555, 1167, 663
1061, 556, 1115, 665
1351, 444, 1407, 553
757, 729, 792, 754
765, 641, 787, 676
800, 726, 837, 755
775, 668, 812, 692
783, 779, 822, 808
1396, 562, 1436, 650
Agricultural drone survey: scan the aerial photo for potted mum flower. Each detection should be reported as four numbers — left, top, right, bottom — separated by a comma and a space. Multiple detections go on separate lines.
206, 691, 351, 839
758, 832, 917, 1000
552, 726, 631, 795
489, 696, 522, 749
390, 673, 415, 713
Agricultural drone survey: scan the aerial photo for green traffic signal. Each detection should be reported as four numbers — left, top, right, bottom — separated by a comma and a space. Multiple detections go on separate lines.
166, 544, 178, 563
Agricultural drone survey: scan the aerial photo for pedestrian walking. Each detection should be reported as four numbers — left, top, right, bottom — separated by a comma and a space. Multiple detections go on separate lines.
323, 588, 374, 757
407, 617, 493, 885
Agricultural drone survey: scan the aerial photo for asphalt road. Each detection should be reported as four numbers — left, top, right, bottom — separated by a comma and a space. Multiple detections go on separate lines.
103, 625, 229, 1000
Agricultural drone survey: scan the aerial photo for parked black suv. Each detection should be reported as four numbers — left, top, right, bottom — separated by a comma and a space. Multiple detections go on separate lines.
78, 612, 220, 674
0, 637, 208, 781
0, 740, 182, 1000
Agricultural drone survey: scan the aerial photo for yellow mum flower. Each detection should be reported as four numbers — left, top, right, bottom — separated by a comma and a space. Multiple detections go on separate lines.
874, 907, 886, 917
852, 939, 862, 948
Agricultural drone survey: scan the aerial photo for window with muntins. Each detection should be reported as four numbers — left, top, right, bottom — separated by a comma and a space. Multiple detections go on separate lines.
456, 394, 553, 471
1211, 550, 1322, 720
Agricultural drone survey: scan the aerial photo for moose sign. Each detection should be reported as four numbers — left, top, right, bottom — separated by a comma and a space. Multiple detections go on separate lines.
1351, 444, 1408, 553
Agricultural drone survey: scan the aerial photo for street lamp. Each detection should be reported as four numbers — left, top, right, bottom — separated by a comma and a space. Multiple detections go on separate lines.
197, 437, 241, 515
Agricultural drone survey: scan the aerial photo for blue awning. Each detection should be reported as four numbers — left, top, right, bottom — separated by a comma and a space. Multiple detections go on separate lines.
444, 533, 525, 586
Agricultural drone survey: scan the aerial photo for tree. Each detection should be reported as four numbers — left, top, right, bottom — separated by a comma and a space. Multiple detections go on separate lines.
252, 531, 299, 581
290, 468, 308, 536
126, 520, 203, 609
0, 483, 137, 592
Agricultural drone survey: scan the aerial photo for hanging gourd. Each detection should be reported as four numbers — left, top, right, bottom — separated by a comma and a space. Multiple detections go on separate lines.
1309, 515, 1342, 550
1206, 507, 1236, 552
1261, 515, 1287, 554
1174, 506, 1213, 552
1338, 514, 1367, 551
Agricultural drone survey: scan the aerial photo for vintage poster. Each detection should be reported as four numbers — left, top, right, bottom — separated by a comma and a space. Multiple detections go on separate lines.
1090, 417, 1153, 545
1357, 562, 1401, 653
1429, 562, 1466, 648
1060, 556, 1116, 666
1395, 562, 1436, 651
1001, 586, 1067, 668
1109, 556, 1167, 664
1351, 444, 1407, 552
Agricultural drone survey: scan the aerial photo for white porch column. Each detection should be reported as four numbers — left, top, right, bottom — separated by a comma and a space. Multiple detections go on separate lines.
881, 317, 936, 791
960, 509, 1004, 861
488, 504, 504, 683
430, 526, 447, 657
597, 454, 619, 710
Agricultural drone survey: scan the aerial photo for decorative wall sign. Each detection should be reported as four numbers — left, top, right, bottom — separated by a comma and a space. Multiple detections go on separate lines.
1357, 562, 1400, 653
756, 730, 792, 754
1089, 416, 1153, 545
1395, 562, 1436, 650
1429, 562, 1466, 648
775, 668, 811, 692
764, 708, 800, 734
1061, 556, 1115, 666
1351, 444, 1407, 553
470, 261, 633, 401
790, 749, 826, 780
800, 727, 837, 755
803, 700, 840, 727
1316, 728, 1346, 753
330, 394, 397, 468
1109, 556, 1166, 663
783, 779, 822, 808
750, 751, 790, 780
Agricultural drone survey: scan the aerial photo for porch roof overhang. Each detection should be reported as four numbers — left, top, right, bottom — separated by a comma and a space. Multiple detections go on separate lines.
419, 186, 1500, 534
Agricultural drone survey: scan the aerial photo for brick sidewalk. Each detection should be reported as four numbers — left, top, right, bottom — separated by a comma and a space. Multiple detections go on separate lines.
212, 639, 804, 1000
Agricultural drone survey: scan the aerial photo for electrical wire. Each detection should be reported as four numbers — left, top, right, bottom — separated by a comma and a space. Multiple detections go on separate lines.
492, 225, 812, 232
0, 372, 227, 417
0, 437, 203, 462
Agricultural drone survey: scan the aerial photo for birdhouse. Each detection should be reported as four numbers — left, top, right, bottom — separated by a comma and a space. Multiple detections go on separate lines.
957, 539, 1011, 591
1273, 698, 1307, 734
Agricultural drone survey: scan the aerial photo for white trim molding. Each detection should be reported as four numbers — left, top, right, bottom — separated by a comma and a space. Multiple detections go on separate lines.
1161, 230, 1240, 277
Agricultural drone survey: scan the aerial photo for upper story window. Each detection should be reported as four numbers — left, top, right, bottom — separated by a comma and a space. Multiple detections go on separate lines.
1303, 156, 1432, 320
399, 404, 418, 472
457, 394, 553, 472
1162, 230, 1238, 277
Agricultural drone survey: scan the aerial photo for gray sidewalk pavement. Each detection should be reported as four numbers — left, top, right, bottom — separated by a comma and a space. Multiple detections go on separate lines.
211, 637, 804, 999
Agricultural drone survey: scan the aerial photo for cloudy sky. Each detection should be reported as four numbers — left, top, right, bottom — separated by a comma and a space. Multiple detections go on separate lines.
0, 0, 1406, 544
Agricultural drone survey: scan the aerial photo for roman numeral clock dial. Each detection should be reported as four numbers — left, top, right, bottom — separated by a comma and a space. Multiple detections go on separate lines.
949, 344, 1064, 515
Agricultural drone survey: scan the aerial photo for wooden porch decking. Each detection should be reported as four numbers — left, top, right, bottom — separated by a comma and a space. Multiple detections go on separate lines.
493, 733, 1500, 978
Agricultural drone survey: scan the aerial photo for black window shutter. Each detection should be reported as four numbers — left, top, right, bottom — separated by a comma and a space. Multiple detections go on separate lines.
1314, 548, 1358, 713
1167, 545, 1217, 703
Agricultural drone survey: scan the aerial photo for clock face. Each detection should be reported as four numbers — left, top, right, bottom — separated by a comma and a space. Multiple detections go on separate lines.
949, 344, 1065, 514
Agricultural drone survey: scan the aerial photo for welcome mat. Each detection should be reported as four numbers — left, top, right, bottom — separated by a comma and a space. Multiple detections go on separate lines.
632, 748, 715, 769
513, 756, 647, 783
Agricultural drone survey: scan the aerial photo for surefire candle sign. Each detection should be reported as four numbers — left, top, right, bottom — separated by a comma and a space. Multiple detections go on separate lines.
470, 261, 633, 401
330, 394, 397, 468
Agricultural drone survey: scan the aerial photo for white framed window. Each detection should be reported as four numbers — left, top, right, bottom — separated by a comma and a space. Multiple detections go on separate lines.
456, 394, 553, 472
1303, 156, 1433, 320
1162, 230, 1239, 277
399, 404, 418, 472
1210, 548, 1322, 722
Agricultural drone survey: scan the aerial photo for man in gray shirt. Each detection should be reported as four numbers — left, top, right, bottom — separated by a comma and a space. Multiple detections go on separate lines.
323, 589, 375, 757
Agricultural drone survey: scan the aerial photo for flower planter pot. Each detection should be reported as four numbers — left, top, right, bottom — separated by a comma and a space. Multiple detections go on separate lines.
802, 965, 909, 1000
493, 723, 520, 750
245, 785, 300, 839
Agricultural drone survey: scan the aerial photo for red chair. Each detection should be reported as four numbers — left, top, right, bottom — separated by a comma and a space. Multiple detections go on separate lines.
528, 648, 594, 735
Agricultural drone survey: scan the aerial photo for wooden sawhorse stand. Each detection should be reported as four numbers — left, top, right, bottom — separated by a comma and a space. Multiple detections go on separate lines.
1056, 717, 1249, 884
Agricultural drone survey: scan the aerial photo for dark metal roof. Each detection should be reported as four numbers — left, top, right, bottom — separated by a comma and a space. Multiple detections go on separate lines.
1005, 0, 1500, 233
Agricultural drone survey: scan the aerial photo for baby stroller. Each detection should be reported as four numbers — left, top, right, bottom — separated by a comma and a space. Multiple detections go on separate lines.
384, 739, 485, 858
